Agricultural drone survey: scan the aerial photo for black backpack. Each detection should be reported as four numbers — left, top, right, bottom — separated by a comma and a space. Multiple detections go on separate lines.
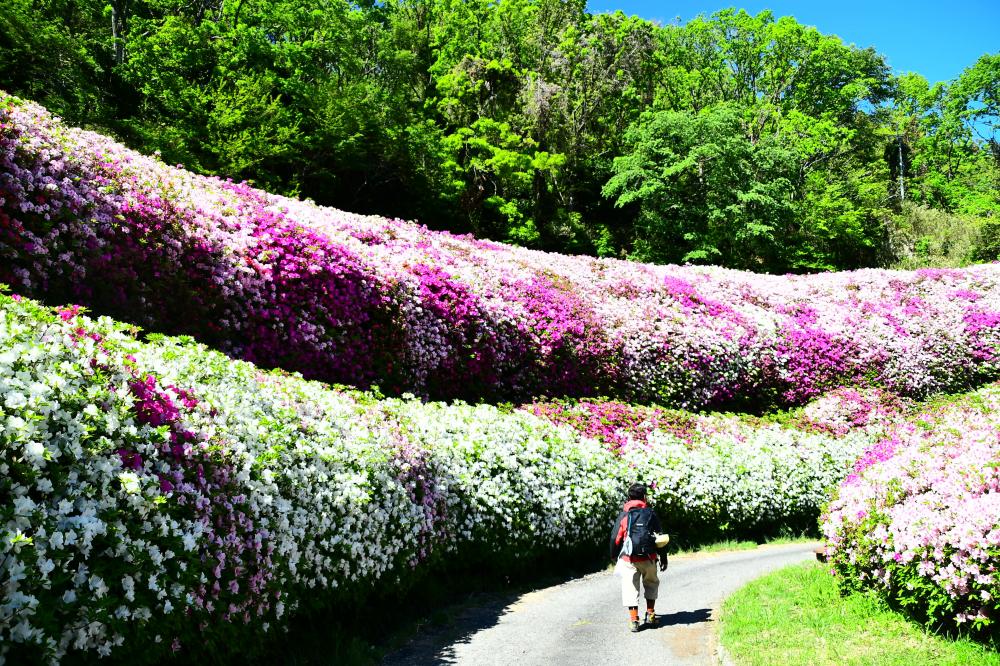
621, 507, 657, 558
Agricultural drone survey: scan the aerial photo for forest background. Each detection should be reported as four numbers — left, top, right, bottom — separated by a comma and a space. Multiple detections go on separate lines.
2, 0, 998, 273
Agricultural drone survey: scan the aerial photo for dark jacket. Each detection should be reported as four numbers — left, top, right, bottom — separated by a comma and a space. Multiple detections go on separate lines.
609, 499, 662, 564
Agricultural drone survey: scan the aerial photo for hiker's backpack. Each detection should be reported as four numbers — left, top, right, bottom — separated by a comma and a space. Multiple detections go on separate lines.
621, 507, 657, 558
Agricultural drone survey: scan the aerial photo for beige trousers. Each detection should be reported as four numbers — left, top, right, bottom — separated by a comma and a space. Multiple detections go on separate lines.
615, 558, 659, 607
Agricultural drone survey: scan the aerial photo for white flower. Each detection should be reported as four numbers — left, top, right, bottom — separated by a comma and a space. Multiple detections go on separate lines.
24, 440, 45, 461
122, 575, 135, 602
13, 496, 36, 517
38, 559, 55, 576
118, 472, 141, 494
4, 392, 27, 409
89, 575, 108, 598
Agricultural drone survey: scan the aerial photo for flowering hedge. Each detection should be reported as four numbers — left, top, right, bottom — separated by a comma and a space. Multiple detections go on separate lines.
528, 397, 871, 537
0, 292, 866, 663
822, 386, 1000, 634
4, 92, 1000, 408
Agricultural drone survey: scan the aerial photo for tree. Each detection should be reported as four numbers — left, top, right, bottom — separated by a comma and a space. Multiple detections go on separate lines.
949, 53, 1000, 166
0, 0, 110, 123
604, 105, 799, 270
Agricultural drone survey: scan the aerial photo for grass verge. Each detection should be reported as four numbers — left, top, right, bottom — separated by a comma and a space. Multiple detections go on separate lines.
670, 534, 815, 556
719, 560, 1000, 666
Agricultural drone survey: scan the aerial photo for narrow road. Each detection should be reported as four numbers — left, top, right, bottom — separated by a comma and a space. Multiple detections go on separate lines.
383, 542, 818, 666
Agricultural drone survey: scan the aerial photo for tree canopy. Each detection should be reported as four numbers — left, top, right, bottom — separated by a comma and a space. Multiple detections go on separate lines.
2, 1, 997, 272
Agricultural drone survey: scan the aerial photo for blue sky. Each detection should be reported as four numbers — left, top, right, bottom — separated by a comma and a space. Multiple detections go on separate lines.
586, 1, 999, 84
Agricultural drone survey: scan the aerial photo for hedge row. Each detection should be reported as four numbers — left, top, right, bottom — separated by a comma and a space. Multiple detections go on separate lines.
4, 92, 1000, 409
0, 292, 864, 663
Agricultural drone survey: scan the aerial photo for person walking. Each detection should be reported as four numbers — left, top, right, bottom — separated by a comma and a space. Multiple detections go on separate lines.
609, 482, 668, 632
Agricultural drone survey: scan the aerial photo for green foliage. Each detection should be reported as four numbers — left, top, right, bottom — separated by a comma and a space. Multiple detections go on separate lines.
0, 1, 997, 271
949, 54, 1000, 165
0, 0, 109, 123
605, 100, 889, 272
889, 204, 984, 269
605, 105, 793, 269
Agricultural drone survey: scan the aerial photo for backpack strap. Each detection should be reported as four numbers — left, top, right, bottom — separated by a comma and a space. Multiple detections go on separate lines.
610, 510, 628, 561
621, 508, 640, 558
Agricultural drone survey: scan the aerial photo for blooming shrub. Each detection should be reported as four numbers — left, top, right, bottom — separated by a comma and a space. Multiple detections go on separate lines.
791, 387, 910, 436
633, 426, 870, 539
527, 399, 705, 452
822, 387, 1000, 633
528, 398, 870, 537
0, 293, 866, 663
0, 296, 283, 662
4, 92, 1000, 408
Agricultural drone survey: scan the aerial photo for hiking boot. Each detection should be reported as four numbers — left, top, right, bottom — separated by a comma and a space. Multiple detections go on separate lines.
629, 620, 640, 633
645, 611, 656, 627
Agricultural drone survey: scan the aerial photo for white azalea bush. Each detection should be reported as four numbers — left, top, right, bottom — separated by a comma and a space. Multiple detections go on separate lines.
0, 292, 869, 663
527, 399, 870, 539
629, 427, 868, 539
135, 335, 624, 581
0, 296, 281, 663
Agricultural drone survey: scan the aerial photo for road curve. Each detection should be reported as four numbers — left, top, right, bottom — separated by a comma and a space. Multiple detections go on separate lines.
383, 542, 819, 666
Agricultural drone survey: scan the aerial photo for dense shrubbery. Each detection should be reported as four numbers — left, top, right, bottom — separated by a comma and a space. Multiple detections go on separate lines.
529, 395, 880, 539
822, 386, 1000, 634
5, 93, 1000, 410
888, 204, 985, 270
0, 292, 868, 662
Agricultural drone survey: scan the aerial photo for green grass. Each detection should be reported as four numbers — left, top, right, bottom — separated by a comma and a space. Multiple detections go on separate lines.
719, 561, 1000, 666
678, 538, 760, 554
669, 534, 815, 556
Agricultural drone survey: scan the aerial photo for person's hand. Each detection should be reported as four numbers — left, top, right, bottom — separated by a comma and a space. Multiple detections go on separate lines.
659, 554, 668, 572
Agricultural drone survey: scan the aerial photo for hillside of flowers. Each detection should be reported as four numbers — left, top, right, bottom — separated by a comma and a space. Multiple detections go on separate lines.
5, 91, 1000, 409
822, 387, 1000, 635
0, 291, 873, 663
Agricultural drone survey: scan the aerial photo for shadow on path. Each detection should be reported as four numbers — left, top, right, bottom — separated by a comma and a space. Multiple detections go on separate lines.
647, 607, 712, 630
381, 589, 523, 665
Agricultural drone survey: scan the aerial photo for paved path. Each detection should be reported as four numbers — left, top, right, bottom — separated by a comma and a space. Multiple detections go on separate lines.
383, 542, 818, 666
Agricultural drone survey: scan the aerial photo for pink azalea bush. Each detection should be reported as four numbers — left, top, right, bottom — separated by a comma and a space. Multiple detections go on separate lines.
822, 388, 1000, 633
5, 92, 1000, 408
792, 387, 909, 436
527, 399, 705, 452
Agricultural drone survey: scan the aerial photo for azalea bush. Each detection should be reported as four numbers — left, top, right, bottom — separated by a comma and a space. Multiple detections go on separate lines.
529, 398, 871, 539
0, 292, 867, 663
4, 92, 1000, 409
822, 386, 1000, 634
790, 387, 909, 436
